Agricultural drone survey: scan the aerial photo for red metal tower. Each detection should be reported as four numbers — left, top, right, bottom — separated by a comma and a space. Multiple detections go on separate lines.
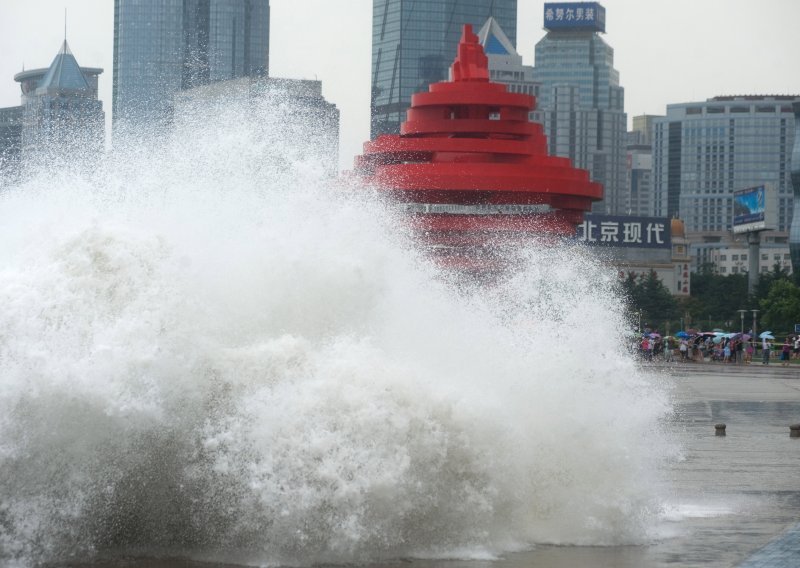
354, 24, 603, 277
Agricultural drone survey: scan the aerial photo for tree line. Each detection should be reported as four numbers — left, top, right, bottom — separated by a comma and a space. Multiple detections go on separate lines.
621, 263, 800, 337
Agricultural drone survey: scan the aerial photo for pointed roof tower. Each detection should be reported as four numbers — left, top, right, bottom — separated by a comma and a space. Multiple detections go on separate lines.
477, 17, 517, 56
38, 40, 91, 93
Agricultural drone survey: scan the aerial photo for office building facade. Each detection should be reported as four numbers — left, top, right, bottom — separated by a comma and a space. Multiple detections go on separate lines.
531, 2, 627, 215
371, 0, 517, 138
627, 148, 652, 217
790, 101, 800, 270
651, 96, 800, 233
112, 0, 270, 129
625, 114, 661, 217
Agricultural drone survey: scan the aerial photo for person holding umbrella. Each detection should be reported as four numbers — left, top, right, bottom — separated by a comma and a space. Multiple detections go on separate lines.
676, 331, 689, 362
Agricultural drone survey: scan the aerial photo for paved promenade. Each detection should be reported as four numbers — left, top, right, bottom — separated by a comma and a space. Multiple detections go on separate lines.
651, 361, 800, 567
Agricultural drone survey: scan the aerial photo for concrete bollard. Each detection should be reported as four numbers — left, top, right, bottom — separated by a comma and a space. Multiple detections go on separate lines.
715, 423, 726, 436
791, 424, 800, 438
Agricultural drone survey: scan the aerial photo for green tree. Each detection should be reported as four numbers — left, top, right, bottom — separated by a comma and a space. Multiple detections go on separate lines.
676, 295, 704, 329
754, 263, 792, 303
622, 270, 679, 332
688, 269, 749, 325
760, 279, 800, 334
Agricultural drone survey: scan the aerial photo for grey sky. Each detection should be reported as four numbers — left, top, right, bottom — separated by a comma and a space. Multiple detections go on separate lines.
1, 0, 798, 171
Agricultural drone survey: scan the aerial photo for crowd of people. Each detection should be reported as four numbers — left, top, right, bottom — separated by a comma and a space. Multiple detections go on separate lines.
637, 332, 800, 366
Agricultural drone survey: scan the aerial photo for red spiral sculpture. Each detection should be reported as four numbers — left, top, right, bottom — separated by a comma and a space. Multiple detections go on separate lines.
354, 24, 603, 276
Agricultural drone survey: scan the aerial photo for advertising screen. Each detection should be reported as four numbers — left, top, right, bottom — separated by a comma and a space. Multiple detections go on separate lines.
732, 185, 773, 233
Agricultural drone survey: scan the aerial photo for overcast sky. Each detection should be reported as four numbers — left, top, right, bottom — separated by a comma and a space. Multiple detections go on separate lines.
1, 0, 798, 171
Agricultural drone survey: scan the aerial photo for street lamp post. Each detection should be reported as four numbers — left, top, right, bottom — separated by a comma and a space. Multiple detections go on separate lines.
751, 309, 759, 340
738, 309, 747, 335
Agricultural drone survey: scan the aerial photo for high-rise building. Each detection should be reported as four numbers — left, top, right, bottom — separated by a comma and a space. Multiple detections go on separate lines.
370, 0, 517, 138
112, 0, 270, 129
13, 41, 105, 165
531, 2, 627, 215
652, 95, 800, 271
652, 96, 799, 231
626, 147, 652, 217
630, 114, 658, 146
788, 101, 800, 271
625, 114, 661, 217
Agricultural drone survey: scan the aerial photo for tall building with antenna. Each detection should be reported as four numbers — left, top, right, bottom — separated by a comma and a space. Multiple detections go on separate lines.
370, 0, 517, 139
112, 0, 270, 131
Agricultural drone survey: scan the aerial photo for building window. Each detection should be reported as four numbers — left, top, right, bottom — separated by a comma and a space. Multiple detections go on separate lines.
720, 254, 727, 261
732, 254, 739, 261
732, 267, 739, 273
720, 266, 727, 273
742, 254, 747, 261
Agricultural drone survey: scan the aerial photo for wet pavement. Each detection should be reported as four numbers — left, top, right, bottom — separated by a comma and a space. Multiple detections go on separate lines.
55, 363, 800, 568
642, 361, 800, 567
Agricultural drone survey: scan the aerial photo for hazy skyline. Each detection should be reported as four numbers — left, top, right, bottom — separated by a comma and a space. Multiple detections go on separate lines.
1, 0, 798, 171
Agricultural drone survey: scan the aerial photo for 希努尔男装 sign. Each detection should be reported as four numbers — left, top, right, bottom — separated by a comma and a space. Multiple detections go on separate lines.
543, 2, 606, 32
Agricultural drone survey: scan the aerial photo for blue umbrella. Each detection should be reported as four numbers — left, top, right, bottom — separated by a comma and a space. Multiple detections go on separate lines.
759, 331, 775, 339
676, 331, 689, 338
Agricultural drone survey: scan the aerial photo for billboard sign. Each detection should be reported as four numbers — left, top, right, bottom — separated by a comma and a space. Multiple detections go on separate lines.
732, 184, 776, 233
576, 214, 671, 249
543, 3, 606, 32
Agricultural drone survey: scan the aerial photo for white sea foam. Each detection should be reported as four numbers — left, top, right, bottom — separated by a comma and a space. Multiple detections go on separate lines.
0, 94, 678, 566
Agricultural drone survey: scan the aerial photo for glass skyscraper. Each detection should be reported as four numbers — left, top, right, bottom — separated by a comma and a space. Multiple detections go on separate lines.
371, 0, 517, 138
112, 0, 270, 128
652, 96, 799, 233
791, 102, 800, 271
531, 2, 627, 215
